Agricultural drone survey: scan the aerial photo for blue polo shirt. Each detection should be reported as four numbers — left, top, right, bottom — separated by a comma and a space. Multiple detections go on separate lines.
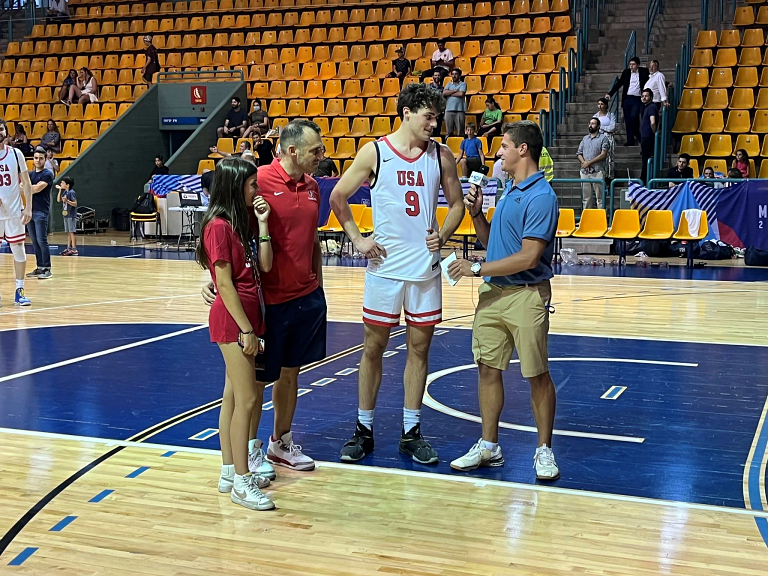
484, 171, 558, 285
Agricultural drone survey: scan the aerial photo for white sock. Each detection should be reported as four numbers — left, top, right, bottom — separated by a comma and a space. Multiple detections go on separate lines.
16, 279, 23, 289
221, 464, 234, 477
537, 443, 550, 452
480, 439, 498, 452
358, 408, 374, 430
403, 408, 420, 433
234, 473, 250, 489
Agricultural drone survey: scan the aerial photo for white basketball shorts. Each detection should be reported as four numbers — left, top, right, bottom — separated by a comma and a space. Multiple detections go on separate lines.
0, 217, 25, 244
362, 272, 442, 328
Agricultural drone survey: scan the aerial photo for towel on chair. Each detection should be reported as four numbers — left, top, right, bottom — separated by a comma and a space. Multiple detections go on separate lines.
683, 209, 703, 237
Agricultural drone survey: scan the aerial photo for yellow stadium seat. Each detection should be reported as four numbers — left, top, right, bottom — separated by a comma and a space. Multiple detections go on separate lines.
752, 110, 768, 133
197, 159, 215, 174
525, 74, 548, 93
267, 99, 286, 117
703, 88, 729, 109
733, 134, 761, 157
714, 48, 738, 67
680, 134, 705, 156
342, 98, 364, 116
366, 117, 389, 137
303, 99, 323, 116
511, 94, 533, 113
82, 121, 98, 140
551, 15, 571, 32
709, 68, 733, 88
605, 210, 641, 260
58, 140, 78, 159
735, 67, 759, 87
533, 94, 550, 112
733, 6, 756, 26
739, 47, 762, 66
698, 110, 724, 133
348, 117, 370, 137
502, 74, 525, 94
323, 80, 343, 99
330, 138, 356, 159
730, 87, 755, 109
725, 110, 751, 133
695, 30, 718, 49
286, 99, 305, 116
378, 78, 400, 97
327, 117, 350, 137
482, 75, 503, 94
705, 134, 733, 156
691, 49, 714, 67
534, 54, 556, 74
638, 210, 674, 240
742, 28, 764, 46
703, 159, 728, 174
572, 209, 608, 238
513, 55, 534, 74
760, 159, 768, 178
522, 37, 542, 55
672, 110, 699, 133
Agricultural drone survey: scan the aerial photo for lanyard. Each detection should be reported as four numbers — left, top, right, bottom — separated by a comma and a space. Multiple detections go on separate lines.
248, 238, 266, 319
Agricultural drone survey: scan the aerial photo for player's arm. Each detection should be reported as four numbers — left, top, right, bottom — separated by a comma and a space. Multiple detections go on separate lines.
437, 143, 465, 246
30, 181, 48, 194
313, 230, 323, 288
477, 238, 547, 277
329, 142, 385, 258
20, 168, 32, 225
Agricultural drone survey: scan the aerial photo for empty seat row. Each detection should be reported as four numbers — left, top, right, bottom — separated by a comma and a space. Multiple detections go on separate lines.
680, 85, 768, 110
679, 132, 768, 157
673, 109, 768, 133
695, 28, 768, 48
734, 4, 768, 26
0, 83, 146, 104
691, 47, 768, 67
0, 102, 132, 122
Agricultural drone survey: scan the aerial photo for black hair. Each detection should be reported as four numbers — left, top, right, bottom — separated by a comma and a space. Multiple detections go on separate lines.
34, 146, 46, 155
231, 96, 241, 104
503, 120, 544, 163
240, 140, 252, 150
727, 168, 743, 179
678, 153, 691, 162
196, 157, 258, 271
397, 82, 445, 119
597, 97, 609, 106
155, 155, 163, 162
280, 119, 322, 150
735, 148, 749, 160
15, 122, 26, 135
630, 56, 641, 65
642, 88, 653, 97
61, 176, 75, 188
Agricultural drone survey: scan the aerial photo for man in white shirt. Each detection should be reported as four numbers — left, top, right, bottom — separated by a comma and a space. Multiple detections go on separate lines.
605, 56, 649, 147
47, 0, 69, 19
422, 40, 454, 84
644, 59, 668, 107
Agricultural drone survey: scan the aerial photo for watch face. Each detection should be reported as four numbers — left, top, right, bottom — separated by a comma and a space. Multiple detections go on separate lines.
471, 262, 481, 274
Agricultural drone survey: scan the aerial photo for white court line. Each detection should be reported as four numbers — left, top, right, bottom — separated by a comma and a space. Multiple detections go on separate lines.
424, 357, 699, 444
0, 324, 208, 384
2, 426, 767, 521
118, 254, 143, 259
743, 386, 768, 511
0, 320, 200, 333
0, 294, 201, 316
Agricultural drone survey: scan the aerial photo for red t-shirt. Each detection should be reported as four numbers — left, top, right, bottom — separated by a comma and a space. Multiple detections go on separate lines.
204, 217, 265, 343
255, 159, 320, 305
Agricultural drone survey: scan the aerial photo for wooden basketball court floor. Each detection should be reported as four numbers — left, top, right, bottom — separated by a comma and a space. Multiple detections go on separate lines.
1, 246, 768, 575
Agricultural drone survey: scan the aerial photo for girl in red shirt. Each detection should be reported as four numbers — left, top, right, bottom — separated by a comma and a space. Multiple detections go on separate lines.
196, 157, 275, 511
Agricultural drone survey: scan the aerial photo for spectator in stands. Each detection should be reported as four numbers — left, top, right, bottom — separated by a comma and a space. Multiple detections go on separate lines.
45, 148, 59, 176
142, 36, 161, 85
702, 166, 715, 179
210, 140, 252, 158
58, 69, 78, 104
217, 97, 247, 139
200, 169, 213, 199
11, 123, 33, 157
645, 59, 668, 107
314, 157, 339, 178
457, 124, 486, 177
26, 147, 54, 280
443, 68, 467, 138
243, 99, 269, 138
577, 118, 609, 209
593, 98, 615, 180
253, 133, 274, 167
606, 56, 649, 147
639, 88, 658, 184
727, 168, 743, 180
150, 155, 169, 179
666, 153, 693, 187
428, 70, 445, 136
66, 67, 98, 105
492, 155, 508, 185
47, 0, 69, 21
732, 149, 750, 178
476, 97, 503, 138
385, 47, 411, 86
40, 120, 62, 154
422, 40, 454, 84
56, 177, 78, 256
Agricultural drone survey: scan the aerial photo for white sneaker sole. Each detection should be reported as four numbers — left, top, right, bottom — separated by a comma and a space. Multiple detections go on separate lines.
230, 492, 275, 511
450, 457, 505, 472
249, 462, 277, 480
218, 479, 233, 493
536, 470, 560, 481
267, 452, 315, 471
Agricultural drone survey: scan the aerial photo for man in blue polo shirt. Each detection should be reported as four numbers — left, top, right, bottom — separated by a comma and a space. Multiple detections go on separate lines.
448, 120, 560, 481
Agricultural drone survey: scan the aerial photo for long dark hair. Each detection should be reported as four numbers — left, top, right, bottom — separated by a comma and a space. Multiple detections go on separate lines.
196, 157, 258, 271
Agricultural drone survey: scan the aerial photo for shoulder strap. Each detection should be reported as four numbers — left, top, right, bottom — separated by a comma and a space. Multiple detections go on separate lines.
370, 139, 380, 190
432, 139, 443, 187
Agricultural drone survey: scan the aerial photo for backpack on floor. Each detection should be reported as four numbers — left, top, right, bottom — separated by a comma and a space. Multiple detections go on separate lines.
745, 246, 768, 266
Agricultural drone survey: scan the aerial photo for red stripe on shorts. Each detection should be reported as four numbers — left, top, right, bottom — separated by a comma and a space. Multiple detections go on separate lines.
362, 307, 400, 319
403, 308, 442, 318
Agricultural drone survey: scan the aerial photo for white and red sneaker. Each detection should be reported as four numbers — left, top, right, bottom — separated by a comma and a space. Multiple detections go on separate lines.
267, 431, 315, 471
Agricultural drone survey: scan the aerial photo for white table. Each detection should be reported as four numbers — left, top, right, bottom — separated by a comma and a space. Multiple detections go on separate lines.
168, 205, 207, 250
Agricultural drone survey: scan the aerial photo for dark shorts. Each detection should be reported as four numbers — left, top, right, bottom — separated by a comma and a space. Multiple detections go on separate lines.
465, 157, 485, 175
255, 286, 327, 383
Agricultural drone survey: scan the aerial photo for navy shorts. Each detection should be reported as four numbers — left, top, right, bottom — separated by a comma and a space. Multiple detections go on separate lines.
255, 286, 327, 383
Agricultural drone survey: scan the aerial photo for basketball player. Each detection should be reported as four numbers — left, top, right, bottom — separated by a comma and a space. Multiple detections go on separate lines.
329, 83, 465, 464
0, 119, 33, 307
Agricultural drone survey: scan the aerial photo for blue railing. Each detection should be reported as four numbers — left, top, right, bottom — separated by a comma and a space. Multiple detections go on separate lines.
701, 0, 737, 31
646, 0, 664, 55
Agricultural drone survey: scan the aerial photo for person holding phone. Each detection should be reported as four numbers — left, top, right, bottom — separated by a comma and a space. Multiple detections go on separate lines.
196, 157, 275, 511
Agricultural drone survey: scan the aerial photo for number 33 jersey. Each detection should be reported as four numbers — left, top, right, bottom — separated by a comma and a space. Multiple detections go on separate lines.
0, 147, 26, 221
368, 137, 441, 281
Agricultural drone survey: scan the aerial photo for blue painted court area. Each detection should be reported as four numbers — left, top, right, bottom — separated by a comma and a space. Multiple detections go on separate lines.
1, 322, 766, 511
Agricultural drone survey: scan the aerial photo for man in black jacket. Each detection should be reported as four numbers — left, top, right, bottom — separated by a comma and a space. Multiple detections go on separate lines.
606, 57, 650, 147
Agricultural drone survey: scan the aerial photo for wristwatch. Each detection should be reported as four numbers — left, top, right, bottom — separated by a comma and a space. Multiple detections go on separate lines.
470, 262, 482, 277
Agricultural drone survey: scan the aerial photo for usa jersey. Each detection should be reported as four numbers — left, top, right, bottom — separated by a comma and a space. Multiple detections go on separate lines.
0, 147, 27, 222
368, 137, 441, 281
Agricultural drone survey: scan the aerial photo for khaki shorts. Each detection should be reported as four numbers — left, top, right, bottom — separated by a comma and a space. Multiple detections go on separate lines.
471, 280, 551, 378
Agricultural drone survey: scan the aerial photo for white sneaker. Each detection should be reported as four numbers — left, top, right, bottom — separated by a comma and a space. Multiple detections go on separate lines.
230, 474, 275, 511
219, 471, 270, 493
534, 444, 560, 480
267, 431, 315, 471
248, 440, 277, 480
450, 439, 504, 471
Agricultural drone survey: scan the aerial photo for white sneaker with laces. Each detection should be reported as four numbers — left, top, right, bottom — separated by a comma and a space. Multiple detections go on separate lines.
267, 431, 315, 471
219, 471, 270, 493
230, 474, 275, 511
450, 439, 505, 471
248, 440, 277, 480
534, 444, 560, 480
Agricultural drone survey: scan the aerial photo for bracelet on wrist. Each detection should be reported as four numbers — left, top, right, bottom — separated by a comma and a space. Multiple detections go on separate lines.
258, 235, 271, 243
240, 329, 254, 335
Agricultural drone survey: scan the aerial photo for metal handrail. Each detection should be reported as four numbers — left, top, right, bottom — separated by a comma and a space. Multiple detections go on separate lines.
648, 177, 751, 188
646, 0, 664, 55
610, 178, 644, 213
